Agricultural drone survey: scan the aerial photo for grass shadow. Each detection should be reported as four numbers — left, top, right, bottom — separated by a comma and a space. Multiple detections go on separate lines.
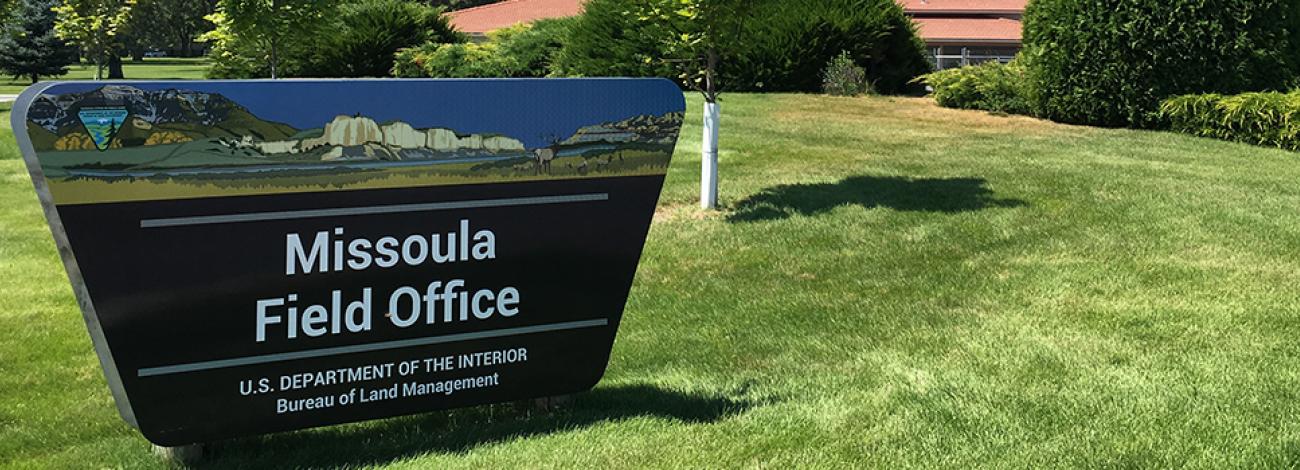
727, 175, 1027, 222
193, 384, 758, 469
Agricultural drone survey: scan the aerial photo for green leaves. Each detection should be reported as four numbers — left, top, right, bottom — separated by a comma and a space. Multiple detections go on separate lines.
1024, 0, 1300, 128
1162, 91, 1300, 151
52, 0, 134, 78
0, 0, 78, 82
821, 50, 871, 96
394, 18, 572, 79
207, 0, 336, 77
922, 60, 1035, 116
306, 0, 456, 78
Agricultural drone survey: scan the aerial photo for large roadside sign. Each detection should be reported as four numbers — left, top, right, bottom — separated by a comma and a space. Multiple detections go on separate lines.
12, 79, 685, 446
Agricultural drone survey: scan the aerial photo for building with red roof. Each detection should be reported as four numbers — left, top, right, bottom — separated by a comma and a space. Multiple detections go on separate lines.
447, 0, 1026, 69
899, 0, 1025, 69
446, 0, 586, 39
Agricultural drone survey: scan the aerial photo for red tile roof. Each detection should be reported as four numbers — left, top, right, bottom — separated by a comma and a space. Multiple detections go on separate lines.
912, 17, 1021, 43
446, 0, 1025, 45
898, 0, 1026, 15
447, 0, 585, 34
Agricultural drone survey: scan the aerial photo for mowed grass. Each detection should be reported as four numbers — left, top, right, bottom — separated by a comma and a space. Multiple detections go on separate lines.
4, 93, 1300, 467
0, 58, 209, 95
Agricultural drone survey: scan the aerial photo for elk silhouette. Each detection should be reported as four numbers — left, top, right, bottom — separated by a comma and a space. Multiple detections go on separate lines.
534, 133, 561, 175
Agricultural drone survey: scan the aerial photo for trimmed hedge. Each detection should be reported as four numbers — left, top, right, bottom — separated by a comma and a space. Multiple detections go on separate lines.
394, 18, 572, 78
1161, 91, 1300, 151
1023, 0, 1300, 128
921, 60, 1034, 115
553, 0, 930, 94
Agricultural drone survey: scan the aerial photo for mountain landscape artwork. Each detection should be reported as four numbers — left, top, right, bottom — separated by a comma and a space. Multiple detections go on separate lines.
12, 79, 688, 445
23, 83, 684, 204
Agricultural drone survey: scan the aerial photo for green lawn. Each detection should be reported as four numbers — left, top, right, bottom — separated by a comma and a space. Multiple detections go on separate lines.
0, 58, 209, 95
5, 93, 1300, 468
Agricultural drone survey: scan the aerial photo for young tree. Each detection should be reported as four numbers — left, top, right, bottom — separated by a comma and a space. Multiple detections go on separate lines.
636, 0, 754, 209
53, 0, 134, 80
211, 0, 331, 78
0, 0, 78, 83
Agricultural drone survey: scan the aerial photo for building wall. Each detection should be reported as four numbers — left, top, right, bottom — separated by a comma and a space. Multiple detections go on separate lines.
904, 1, 1026, 70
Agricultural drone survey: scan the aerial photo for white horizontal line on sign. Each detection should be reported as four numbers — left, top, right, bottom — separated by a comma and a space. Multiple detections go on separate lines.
136, 319, 609, 377
138, 193, 611, 228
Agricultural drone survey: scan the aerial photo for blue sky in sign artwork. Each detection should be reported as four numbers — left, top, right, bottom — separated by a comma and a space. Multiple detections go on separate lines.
43, 79, 686, 148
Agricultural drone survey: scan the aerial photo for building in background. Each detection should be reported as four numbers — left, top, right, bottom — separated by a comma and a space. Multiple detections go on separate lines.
448, 0, 1027, 69
446, 0, 585, 41
899, 0, 1026, 70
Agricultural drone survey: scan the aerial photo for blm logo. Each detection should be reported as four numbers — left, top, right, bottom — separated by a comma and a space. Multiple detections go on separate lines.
77, 107, 129, 151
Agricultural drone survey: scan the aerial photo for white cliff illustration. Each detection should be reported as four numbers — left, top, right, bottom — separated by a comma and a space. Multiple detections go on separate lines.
26, 85, 685, 204
246, 115, 527, 161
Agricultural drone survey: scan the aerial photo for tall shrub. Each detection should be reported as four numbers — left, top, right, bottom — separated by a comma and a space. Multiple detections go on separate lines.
1023, 0, 1300, 128
487, 17, 571, 76
728, 0, 928, 94
551, 0, 675, 78
554, 0, 929, 94
304, 0, 457, 77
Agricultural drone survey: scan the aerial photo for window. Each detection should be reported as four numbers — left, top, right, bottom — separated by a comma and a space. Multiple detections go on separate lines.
929, 46, 1020, 70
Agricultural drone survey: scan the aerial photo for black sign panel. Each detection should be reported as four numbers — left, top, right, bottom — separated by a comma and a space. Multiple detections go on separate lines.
13, 79, 684, 445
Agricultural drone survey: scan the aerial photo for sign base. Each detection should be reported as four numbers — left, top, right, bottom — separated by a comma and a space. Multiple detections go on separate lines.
152, 443, 205, 464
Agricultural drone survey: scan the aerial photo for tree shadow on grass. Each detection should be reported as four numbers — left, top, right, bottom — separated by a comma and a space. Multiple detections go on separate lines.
727, 175, 1027, 222
194, 384, 759, 469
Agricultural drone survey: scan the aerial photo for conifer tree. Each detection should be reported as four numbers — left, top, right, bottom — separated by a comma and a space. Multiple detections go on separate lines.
0, 0, 77, 83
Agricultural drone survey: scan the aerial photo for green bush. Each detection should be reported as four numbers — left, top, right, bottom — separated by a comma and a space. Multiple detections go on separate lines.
729, 0, 930, 94
822, 51, 871, 96
554, 0, 929, 94
394, 18, 572, 78
304, 0, 458, 77
207, 0, 455, 78
393, 42, 492, 78
922, 59, 1034, 115
1161, 91, 1300, 151
492, 17, 571, 76
550, 0, 675, 79
1023, 0, 1300, 128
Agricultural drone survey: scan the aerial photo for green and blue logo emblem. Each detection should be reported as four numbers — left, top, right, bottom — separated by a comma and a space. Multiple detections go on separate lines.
77, 107, 129, 151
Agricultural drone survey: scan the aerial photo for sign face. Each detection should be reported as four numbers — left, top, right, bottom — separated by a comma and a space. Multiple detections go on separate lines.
13, 79, 684, 446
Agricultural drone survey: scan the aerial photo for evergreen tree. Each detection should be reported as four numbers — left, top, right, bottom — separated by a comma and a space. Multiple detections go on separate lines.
0, 0, 77, 83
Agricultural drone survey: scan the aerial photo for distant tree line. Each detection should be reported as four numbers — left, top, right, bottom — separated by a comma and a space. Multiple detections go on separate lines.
0, 0, 76, 83
204, 0, 459, 79
122, 0, 216, 58
0, 0, 215, 82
